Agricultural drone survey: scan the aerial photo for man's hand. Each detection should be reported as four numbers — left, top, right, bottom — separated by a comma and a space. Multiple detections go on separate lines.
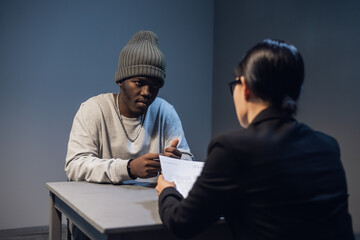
156, 174, 176, 196
130, 153, 160, 178
164, 139, 182, 159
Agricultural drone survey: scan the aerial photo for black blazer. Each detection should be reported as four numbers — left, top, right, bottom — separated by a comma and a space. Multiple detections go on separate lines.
159, 107, 354, 240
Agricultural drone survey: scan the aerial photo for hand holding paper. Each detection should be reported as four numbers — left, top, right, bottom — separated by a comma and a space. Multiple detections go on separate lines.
159, 156, 204, 198
155, 175, 176, 196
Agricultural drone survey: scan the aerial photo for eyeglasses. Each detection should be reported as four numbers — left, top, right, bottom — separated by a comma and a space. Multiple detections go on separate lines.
228, 77, 242, 95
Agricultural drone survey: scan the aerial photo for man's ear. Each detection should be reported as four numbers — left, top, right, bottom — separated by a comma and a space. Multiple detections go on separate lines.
117, 81, 125, 92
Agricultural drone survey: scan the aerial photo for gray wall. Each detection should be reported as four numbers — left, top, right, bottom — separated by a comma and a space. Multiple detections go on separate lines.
0, 0, 213, 229
1, 0, 359, 234
212, 0, 360, 233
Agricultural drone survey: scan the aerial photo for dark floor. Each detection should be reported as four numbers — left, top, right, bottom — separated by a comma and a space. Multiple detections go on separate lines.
0, 226, 359, 240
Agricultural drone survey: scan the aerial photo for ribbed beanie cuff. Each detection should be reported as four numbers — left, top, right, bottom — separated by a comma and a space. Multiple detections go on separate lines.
114, 31, 166, 85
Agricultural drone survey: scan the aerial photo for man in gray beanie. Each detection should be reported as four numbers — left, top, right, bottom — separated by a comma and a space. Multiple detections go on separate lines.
65, 30, 193, 185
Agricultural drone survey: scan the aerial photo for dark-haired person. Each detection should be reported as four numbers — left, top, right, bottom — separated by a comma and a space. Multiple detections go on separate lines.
156, 39, 355, 240
65, 31, 193, 186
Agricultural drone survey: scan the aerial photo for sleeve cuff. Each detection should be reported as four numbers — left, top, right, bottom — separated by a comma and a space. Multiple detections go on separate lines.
109, 159, 134, 183
159, 186, 184, 204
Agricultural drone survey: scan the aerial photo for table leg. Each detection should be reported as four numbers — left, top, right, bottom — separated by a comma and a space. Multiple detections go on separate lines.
49, 192, 62, 240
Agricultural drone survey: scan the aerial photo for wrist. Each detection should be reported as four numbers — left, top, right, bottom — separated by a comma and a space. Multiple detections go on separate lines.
127, 159, 137, 180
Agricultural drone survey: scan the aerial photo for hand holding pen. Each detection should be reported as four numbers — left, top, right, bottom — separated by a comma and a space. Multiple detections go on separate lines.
164, 139, 182, 159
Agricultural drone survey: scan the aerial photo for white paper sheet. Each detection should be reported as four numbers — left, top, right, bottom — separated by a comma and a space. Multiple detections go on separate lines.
159, 155, 204, 198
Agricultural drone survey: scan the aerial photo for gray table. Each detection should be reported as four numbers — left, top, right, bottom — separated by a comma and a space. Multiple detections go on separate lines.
46, 181, 231, 240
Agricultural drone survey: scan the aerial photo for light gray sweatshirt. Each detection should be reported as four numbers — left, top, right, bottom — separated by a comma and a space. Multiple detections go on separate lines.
65, 93, 192, 183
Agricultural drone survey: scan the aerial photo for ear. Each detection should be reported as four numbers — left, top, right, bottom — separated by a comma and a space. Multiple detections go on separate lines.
244, 83, 251, 100
117, 81, 125, 92
241, 76, 251, 101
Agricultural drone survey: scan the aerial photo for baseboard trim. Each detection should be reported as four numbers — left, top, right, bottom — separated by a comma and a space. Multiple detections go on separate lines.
0, 225, 67, 237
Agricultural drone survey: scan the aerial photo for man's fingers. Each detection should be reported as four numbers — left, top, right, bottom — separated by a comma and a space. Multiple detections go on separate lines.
164, 152, 180, 159
170, 153, 180, 159
171, 149, 182, 158
147, 172, 159, 178
165, 147, 182, 156
145, 153, 160, 160
146, 166, 161, 173
171, 139, 179, 148
146, 160, 161, 167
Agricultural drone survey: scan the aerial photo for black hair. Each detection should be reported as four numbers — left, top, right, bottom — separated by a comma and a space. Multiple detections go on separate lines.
235, 39, 304, 115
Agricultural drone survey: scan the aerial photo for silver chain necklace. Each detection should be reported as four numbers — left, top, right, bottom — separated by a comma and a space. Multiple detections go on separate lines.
115, 92, 145, 142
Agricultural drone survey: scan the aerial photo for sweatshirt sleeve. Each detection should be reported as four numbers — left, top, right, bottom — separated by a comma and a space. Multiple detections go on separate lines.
163, 104, 194, 160
65, 102, 131, 183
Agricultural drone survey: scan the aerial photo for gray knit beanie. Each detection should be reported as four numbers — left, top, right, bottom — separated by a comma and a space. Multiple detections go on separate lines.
114, 30, 166, 85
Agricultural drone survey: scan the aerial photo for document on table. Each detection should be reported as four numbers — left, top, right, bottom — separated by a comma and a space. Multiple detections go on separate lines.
159, 156, 204, 198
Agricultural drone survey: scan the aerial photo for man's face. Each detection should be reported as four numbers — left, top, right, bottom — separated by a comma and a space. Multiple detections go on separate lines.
118, 77, 162, 118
